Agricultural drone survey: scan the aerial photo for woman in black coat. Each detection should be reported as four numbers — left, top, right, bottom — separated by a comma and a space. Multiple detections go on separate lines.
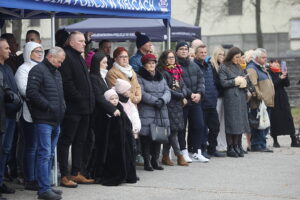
157, 50, 189, 166
268, 60, 300, 148
88, 52, 120, 181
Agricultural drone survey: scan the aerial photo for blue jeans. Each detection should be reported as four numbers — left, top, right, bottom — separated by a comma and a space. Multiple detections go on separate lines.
0, 119, 16, 185
251, 107, 271, 150
22, 118, 37, 182
35, 123, 60, 194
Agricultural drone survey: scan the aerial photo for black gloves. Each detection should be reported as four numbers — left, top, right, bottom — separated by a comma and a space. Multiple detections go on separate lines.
4, 90, 21, 105
154, 98, 164, 109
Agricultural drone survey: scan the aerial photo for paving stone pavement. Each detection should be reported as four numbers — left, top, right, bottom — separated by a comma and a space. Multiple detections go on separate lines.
3, 135, 300, 200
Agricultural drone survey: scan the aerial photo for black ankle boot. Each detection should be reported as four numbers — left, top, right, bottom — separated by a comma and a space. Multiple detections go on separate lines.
273, 136, 280, 148
291, 136, 300, 147
227, 145, 238, 157
144, 159, 154, 171
273, 141, 280, 148
238, 145, 247, 154
151, 158, 164, 170
234, 144, 244, 157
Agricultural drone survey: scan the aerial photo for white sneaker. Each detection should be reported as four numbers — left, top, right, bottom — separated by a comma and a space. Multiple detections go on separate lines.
182, 149, 192, 163
192, 149, 209, 163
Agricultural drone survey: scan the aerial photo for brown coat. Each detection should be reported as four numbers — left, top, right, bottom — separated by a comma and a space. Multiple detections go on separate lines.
106, 66, 142, 104
246, 61, 275, 109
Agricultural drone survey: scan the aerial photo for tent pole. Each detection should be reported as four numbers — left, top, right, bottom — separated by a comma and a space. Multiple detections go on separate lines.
51, 12, 55, 47
50, 12, 58, 187
167, 19, 171, 49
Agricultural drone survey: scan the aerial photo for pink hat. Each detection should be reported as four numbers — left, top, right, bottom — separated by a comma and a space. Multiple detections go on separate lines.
104, 88, 118, 101
115, 79, 131, 94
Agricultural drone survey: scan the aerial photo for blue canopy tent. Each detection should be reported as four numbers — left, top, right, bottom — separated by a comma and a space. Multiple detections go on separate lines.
64, 17, 201, 42
0, 0, 172, 47
0, 0, 171, 185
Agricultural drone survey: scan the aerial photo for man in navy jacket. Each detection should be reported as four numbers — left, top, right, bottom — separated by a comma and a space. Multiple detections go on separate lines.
194, 44, 225, 157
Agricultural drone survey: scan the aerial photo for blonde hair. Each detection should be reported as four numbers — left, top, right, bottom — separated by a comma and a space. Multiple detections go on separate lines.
210, 47, 225, 72
244, 49, 255, 63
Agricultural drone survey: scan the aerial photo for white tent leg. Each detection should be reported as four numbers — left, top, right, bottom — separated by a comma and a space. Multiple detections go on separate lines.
50, 12, 58, 187
167, 19, 171, 50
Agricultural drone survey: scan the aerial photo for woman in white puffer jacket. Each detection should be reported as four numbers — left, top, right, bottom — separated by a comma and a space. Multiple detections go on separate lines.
15, 41, 44, 190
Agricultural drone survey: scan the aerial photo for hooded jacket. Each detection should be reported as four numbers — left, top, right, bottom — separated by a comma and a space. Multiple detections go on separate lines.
15, 42, 44, 122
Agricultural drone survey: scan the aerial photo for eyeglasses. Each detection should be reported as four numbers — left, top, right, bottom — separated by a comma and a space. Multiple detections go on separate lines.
167, 56, 175, 59
33, 50, 43, 54
118, 55, 129, 59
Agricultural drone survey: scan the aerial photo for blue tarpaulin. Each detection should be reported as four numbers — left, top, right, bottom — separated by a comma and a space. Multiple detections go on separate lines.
64, 18, 201, 41
0, 0, 171, 19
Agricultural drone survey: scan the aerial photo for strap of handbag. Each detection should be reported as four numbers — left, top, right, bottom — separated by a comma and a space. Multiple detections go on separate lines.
154, 108, 165, 127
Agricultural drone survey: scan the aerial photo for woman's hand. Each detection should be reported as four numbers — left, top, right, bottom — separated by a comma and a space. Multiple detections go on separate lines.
280, 71, 287, 79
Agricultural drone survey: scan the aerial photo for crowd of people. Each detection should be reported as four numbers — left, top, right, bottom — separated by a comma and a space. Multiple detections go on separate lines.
0, 29, 299, 200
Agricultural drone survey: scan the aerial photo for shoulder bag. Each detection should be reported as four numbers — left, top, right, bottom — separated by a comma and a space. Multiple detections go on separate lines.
150, 109, 170, 144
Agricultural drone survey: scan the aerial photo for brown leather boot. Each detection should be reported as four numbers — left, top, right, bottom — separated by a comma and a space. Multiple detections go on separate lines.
70, 173, 95, 184
161, 155, 174, 166
177, 155, 189, 166
60, 176, 78, 188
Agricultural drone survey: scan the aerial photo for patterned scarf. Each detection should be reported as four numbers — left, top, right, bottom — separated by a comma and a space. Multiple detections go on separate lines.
163, 64, 183, 80
270, 66, 281, 73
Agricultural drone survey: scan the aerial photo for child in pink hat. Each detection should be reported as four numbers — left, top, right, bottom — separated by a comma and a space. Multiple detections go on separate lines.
115, 79, 141, 139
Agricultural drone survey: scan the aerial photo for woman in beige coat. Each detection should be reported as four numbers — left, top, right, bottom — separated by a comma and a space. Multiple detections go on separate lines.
106, 47, 141, 105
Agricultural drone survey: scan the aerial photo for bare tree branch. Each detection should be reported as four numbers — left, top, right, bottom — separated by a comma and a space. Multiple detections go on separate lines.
194, 0, 202, 26
255, 0, 263, 47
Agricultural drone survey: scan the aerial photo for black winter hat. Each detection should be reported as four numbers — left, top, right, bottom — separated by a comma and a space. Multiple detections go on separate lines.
176, 42, 189, 52
55, 29, 69, 48
135, 32, 150, 49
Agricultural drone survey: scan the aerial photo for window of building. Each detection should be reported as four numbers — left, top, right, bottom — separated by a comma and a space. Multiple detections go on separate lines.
30, 19, 40, 27
228, 0, 243, 16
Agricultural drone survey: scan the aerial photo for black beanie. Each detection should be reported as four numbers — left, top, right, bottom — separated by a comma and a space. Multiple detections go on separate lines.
55, 29, 69, 48
176, 42, 189, 52
135, 32, 150, 49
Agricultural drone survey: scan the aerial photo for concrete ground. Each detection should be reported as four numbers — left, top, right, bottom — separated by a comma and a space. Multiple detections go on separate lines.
3, 135, 300, 200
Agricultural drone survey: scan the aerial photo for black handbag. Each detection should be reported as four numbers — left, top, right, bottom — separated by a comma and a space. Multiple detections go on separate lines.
248, 107, 259, 129
150, 109, 170, 144
248, 112, 259, 129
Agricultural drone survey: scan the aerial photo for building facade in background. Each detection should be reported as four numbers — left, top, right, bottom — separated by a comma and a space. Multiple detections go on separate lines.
172, 0, 300, 57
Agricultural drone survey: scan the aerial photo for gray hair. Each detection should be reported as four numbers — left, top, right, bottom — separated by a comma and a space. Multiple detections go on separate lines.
47, 46, 65, 57
252, 48, 267, 60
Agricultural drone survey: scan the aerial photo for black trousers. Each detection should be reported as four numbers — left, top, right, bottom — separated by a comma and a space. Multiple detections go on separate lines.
178, 104, 205, 153
203, 107, 220, 154
58, 114, 90, 177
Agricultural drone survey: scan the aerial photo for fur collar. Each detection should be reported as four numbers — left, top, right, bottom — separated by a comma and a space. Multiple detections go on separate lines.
138, 67, 163, 81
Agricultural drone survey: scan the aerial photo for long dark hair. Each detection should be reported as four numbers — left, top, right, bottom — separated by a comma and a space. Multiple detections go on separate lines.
157, 49, 178, 70
223, 47, 242, 66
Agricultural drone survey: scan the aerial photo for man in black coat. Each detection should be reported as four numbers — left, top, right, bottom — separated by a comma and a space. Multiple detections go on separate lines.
26, 46, 66, 200
0, 38, 22, 196
57, 31, 95, 188
194, 44, 225, 158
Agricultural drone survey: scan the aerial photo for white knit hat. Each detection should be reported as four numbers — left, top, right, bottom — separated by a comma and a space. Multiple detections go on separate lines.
115, 79, 131, 94
104, 88, 118, 101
